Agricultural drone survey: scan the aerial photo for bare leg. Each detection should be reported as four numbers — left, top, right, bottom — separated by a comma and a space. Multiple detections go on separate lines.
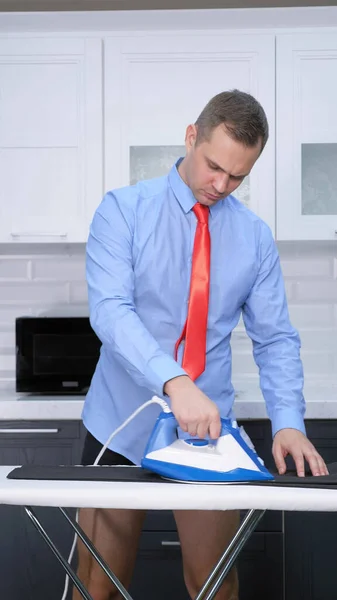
174, 509, 240, 600
72, 507, 146, 600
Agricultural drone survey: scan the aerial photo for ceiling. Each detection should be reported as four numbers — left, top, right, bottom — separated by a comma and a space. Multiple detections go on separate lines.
0, 0, 337, 12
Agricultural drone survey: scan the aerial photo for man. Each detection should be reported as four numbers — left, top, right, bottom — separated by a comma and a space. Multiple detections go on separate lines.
75, 89, 328, 600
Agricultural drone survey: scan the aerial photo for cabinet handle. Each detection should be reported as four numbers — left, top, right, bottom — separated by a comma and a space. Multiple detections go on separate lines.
10, 231, 68, 238
161, 540, 181, 546
0, 428, 59, 434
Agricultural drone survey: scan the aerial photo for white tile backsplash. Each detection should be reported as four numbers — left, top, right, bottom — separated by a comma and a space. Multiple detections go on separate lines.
0, 258, 29, 280
296, 280, 337, 302
0, 241, 336, 391
282, 258, 332, 278
32, 257, 86, 281
69, 281, 88, 303
0, 330, 14, 350
284, 280, 295, 301
0, 354, 15, 372
0, 282, 69, 305
288, 304, 335, 327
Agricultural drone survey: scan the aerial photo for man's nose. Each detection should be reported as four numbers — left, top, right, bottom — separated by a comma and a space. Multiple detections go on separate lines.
213, 173, 230, 195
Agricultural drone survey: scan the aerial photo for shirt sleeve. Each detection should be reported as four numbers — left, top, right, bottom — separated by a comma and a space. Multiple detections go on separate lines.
241, 223, 306, 437
86, 191, 187, 396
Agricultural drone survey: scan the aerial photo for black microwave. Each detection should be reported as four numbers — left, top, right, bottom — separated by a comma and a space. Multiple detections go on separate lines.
15, 316, 101, 394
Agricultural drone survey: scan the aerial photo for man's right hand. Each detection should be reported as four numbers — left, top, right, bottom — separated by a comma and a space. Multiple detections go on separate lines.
163, 375, 221, 440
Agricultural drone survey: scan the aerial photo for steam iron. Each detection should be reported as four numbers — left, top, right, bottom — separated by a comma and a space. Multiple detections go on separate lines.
141, 411, 274, 483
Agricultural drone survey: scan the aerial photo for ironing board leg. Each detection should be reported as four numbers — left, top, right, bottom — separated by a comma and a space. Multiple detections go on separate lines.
24, 506, 94, 600
58, 507, 134, 600
24, 504, 264, 600
24, 506, 135, 600
195, 509, 266, 600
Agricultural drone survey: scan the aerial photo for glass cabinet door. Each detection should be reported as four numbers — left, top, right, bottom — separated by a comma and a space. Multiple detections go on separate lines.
105, 33, 275, 233
276, 33, 337, 240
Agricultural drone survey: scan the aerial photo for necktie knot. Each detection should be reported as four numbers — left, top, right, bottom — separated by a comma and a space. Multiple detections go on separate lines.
192, 203, 209, 224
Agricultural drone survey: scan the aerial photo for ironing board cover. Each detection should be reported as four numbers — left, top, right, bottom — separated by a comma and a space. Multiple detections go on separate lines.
7, 463, 337, 489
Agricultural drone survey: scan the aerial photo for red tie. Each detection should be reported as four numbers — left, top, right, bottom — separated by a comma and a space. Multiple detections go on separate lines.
174, 203, 211, 380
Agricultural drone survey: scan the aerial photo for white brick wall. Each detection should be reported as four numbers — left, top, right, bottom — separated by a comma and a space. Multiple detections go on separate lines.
0, 241, 336, 391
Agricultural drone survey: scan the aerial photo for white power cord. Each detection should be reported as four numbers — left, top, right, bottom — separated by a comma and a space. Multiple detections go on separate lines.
61, 395, 170, 600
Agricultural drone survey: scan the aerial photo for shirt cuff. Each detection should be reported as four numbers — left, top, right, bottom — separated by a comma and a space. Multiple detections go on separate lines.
144, 352, 187, 397
270, 408, 306, 437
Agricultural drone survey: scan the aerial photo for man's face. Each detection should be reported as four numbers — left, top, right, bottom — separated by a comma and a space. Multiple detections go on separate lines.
179, 123, 263, 207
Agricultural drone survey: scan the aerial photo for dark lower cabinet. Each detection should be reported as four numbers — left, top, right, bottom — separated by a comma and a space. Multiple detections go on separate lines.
238, 532, 283, 600
284, 511, 337, 600
129, 528, 283, 600
0, 421, 83, 600
284, 420, 337, 600
130, 531, 189, 600
0, 504, 77, 600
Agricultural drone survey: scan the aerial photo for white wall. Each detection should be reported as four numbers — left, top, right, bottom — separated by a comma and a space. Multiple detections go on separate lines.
0, 241, 336, 392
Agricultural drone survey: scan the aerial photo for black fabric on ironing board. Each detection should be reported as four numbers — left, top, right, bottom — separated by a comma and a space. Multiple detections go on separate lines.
6, 463, 337, 488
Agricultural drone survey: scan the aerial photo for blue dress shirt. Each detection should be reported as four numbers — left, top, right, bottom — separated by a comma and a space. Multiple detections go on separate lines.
82, 159, 306, 465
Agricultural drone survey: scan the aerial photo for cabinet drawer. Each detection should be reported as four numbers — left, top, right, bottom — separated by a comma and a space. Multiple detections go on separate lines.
131, 531, 188, 600
138, 531, 181, 552
0, 420, 83, 466
0, 420, 81, 439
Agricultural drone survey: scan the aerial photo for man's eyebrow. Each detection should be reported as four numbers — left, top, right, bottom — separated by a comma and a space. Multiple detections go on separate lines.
206, 158, 248, 178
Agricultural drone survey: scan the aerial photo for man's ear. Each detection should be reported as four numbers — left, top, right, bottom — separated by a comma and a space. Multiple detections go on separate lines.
185, 124, 198, 152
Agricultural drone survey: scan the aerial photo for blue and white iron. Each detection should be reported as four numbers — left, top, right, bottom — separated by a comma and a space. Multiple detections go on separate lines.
141, 410, 274, 483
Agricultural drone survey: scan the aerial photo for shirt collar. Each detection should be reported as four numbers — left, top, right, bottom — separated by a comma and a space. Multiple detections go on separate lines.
168, 158, 224, 218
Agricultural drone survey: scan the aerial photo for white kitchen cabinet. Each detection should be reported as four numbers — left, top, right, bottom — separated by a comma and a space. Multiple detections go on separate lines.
104, 32, 276, 234
276, 32, 337, 240
0, 37, 103, 243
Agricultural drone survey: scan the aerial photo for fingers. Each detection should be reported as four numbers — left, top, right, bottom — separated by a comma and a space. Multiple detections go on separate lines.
179, 421, 188, 433
180, 415, 221, 440
273, 443, 287, 475
209, 417, 221, 440
196, 421, 209, 440
293, 453, 305, 478
305, 451, 329, 477
273, 429, 329, 478
320, 457, 329, 476
180, 420, 197, 437
188, 422, 198, 437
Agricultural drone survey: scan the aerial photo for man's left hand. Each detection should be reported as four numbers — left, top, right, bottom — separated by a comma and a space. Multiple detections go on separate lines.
272, 428, 329, 477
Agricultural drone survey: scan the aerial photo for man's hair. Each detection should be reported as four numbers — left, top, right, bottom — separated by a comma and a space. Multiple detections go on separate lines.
195, 89, 269, 151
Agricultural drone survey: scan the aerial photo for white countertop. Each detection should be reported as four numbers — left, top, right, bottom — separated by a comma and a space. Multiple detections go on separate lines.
0, 379, 336, 420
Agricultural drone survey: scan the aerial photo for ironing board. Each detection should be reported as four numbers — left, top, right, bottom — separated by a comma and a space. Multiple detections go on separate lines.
3, 465, 337, 600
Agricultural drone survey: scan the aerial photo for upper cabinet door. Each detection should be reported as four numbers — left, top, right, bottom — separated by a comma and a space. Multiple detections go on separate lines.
276, 33, 337, 240
104, 33, 276, 234
0, 37, 103, 243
